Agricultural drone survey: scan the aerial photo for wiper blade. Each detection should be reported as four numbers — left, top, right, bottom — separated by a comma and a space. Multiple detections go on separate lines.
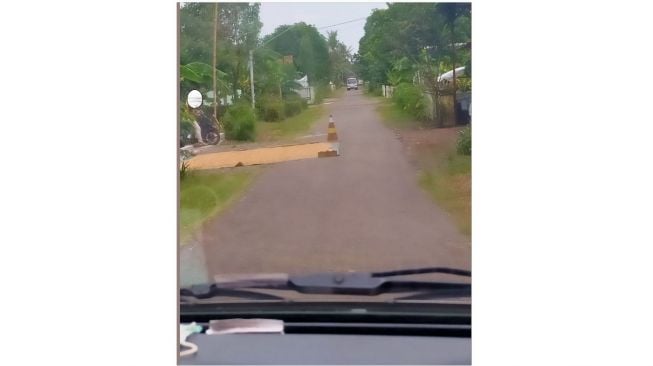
287, 271, 469, 296
371, 267, 471, 278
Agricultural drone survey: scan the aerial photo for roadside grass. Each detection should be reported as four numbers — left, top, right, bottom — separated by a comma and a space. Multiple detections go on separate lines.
376, 99, 422, 129
330, 86, 346, 99
257, 104, 325, 142
419, 153, 471, 236
180, 168, 258, 244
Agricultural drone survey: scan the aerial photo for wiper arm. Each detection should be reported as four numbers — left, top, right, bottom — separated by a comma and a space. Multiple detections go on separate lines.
392, 287, 472, 301
180, 284, 287, 301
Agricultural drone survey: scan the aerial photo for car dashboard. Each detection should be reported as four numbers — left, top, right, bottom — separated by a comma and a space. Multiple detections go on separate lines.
179, 302, 471, 365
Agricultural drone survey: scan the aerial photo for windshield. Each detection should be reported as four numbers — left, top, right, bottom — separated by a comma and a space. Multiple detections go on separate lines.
179, 2, 472, 304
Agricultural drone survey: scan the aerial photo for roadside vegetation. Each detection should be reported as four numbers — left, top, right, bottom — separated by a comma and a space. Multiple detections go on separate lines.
420, 150, 471, 236
377, 97, 425, 130
257, 105, 325, 142
379, 100, 471, 236
355, 3, 471, 126
180, 169, 258, 243
180, 2, 355, 143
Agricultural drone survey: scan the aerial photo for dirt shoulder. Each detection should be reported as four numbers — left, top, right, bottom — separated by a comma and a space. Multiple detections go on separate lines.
376, 99, 471, 236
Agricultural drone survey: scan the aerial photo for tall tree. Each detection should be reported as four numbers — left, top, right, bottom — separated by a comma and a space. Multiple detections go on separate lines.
326, 30, 353, 86
357, 2, 471, 125
218, 3, 263, 101
180, 2, 263, 105
263, 22, 330, 84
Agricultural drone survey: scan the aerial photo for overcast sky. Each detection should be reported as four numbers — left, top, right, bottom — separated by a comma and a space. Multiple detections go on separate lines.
259, 2, 386, 54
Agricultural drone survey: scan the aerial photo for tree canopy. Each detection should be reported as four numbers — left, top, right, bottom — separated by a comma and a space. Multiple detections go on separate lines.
357, 3, 471, 89
355, 2, 471, 124
180, 4, 352, 109
262, 22, 331, 84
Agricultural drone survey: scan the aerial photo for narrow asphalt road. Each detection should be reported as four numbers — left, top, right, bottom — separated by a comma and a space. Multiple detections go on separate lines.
194, 90, 470, 279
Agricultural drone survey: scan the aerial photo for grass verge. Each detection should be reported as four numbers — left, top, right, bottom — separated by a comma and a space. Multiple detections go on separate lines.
378, 99, 471, 236
180, 169, 257, 244
376, 99, 421, 129
257, 104, 325, 142
419, 153, 471, 236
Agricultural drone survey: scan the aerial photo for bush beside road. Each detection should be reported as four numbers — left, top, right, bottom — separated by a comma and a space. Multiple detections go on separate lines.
256, 104, 326, 142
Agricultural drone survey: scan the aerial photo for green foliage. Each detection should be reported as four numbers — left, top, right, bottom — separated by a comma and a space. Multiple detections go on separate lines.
263, 22, 331, 84
283, 94, 306, 117
313, 82, 334, 104
392, 83, 428, 120
180, 170, 256, 242
355, 2, 471, 124
377, 100, 420, 129
256, 105, 325, 142
387, 57, 414, 86
180, 105, 196, 145
180, 2, 262, 103
180, 160, 190, 181
180, 2, 215, 66
253, 48, 304, 99
327, 30, 353, 86
258, 95, 286, 122
456, 126, 471, 155
180, 62, 229, 103
223, 102, 257, 140
419, 152, 471, 235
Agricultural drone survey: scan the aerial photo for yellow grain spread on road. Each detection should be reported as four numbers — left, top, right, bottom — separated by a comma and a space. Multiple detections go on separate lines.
187, 142, 335, 170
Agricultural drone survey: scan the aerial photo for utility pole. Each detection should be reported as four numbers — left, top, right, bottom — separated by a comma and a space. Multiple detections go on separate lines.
249, 49, 255, 109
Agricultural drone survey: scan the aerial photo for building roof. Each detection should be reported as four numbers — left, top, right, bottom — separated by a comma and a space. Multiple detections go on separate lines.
438, 66, 466, 82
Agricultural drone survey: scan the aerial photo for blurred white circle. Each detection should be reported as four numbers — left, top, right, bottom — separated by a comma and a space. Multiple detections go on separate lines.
187, 90, 203, 109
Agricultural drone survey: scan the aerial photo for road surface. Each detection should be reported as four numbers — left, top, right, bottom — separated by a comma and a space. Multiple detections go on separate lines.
185, 90, 470, 282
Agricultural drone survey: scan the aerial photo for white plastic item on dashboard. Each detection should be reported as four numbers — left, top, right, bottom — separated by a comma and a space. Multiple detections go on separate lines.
180, 322, 202, 357
206, 318, 284, 335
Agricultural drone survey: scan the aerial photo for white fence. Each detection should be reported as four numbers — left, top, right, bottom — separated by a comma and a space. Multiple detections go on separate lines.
296, 86, 315, 104
382, 85, 394, 98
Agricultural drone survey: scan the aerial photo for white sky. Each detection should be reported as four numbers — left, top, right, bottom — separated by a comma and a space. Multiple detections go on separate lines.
259, 2, 386, 53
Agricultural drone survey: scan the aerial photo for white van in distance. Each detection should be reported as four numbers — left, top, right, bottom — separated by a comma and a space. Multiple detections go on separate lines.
346, 77, 358, 91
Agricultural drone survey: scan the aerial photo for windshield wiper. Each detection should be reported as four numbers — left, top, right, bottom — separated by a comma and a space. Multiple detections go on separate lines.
371, 266, 471, 278
180, 285, 287, 301
181, 267, 471, 300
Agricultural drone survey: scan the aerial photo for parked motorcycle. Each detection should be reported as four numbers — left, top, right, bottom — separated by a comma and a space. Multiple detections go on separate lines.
196, 110, 221, 145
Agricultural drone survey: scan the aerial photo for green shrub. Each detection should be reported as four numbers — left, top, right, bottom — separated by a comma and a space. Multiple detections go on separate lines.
456, 126, 472, 155
365, 82, 382, 96
283, 95, 306, 117
258, 96, 285, 121
392, 83, 428, 120
180, 105, 196, 146
313, 83, 333, 104
179, 160, 190, 181
223, 102, 257, 141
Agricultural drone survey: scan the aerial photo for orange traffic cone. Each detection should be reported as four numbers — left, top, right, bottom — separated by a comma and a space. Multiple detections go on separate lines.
327, 114, 338, 142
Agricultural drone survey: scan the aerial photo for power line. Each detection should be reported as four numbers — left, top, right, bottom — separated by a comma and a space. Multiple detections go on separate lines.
258, 16, 367, 50
317, 17, 367, 30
